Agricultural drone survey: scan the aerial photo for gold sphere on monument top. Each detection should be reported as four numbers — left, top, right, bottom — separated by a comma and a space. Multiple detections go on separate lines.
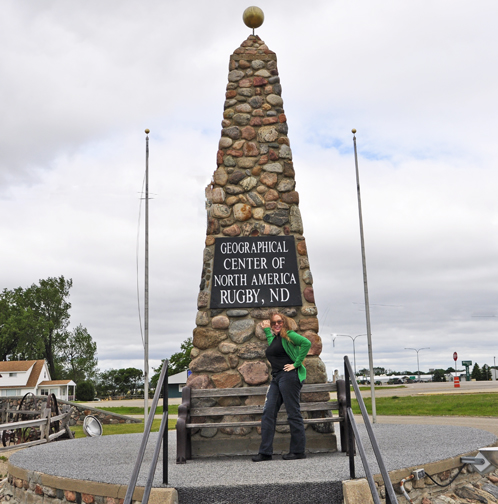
243, 6, 264, 29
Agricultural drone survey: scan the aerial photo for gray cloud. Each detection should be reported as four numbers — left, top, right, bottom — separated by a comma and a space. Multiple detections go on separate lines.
1, 0, 497, 375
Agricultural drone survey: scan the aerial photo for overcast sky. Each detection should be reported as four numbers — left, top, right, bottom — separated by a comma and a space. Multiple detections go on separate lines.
1, 0, 497, 378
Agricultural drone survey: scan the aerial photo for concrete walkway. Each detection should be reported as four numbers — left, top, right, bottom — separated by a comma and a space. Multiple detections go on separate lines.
363, 414, 498, 437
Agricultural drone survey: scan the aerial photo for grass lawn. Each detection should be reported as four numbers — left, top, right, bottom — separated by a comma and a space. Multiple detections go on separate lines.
351, 393, 498, 417
93, 405, 179, 415
354, 385, 406, 392
71, 418, 177, 438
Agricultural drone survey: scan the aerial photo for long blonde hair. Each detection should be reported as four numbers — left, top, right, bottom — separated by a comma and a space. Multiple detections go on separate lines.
269, 310, 293, 344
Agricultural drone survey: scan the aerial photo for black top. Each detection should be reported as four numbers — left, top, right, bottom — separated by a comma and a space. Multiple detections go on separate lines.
266, 334, 294, 373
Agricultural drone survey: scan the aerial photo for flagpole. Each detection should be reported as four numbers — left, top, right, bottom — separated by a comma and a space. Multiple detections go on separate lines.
352, 128, 376, 423
144, 128, 150, 427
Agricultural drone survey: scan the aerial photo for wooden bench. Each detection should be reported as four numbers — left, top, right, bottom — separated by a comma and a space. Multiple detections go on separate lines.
177, 380, 347, 463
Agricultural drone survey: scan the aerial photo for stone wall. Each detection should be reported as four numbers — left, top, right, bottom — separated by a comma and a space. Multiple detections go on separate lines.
0, 398, 141, 427
189, 34, 334, 455
58, 400, 142, 426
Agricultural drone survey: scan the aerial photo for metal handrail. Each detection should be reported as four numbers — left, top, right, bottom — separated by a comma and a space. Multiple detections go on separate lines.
124, 360, 169, 504
344, 356, 397, 504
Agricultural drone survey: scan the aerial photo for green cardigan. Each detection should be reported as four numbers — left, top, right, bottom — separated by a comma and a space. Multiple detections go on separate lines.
264, 327, 311, 382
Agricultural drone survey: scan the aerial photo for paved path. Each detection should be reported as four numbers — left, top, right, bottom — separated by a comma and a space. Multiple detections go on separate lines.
360, 380, 498, 398
362, 414, 498, 437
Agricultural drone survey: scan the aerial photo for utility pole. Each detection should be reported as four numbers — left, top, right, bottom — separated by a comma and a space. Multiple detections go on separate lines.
144, 129, 150, 427
352, 129, 376, 422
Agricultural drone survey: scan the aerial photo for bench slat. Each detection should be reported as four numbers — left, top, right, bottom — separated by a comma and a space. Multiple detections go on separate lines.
191, 401, 339, 417
189, 382, 338, 398
186, 417, 343, 429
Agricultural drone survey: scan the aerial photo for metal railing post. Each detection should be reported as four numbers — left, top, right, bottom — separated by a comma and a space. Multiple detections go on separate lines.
163, 364, 169, 484
124, 359, 169, 504
344, 360, 355, 479
344, 356, 397, 504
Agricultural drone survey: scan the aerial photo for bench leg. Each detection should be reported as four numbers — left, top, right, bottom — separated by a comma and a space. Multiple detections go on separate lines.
177, 387, 192, 464
186, 424, 191, 460
336, 379, 348, 453
176, 417, 187, 464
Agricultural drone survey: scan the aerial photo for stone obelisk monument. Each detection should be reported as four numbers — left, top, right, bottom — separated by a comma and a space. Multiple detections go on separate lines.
188, 8, 335, 457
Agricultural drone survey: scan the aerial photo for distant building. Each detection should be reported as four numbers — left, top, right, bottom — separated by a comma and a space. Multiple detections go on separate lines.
168, 370, 188, 398
0, 360, 75, 400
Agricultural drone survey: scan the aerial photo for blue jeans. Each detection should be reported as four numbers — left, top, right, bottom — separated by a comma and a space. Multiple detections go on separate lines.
258, 369, 305, 455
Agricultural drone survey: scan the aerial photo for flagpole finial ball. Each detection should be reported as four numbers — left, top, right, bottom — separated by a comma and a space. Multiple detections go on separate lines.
145, 129, 150, 135
243, 6, 264, 29
352, 128, 357, 134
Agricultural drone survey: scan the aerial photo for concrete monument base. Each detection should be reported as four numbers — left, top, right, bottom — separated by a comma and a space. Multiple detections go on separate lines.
191, 429, 337, 458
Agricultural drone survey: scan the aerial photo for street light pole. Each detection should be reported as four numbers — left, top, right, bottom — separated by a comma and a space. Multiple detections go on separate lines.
332, 333, 367, 376
405, 347, 430, 382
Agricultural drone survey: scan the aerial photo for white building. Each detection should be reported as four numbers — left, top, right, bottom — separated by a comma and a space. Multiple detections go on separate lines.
0, 360, 76, 400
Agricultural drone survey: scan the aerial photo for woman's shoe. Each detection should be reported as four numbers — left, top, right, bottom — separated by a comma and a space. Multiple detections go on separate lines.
252, 453, 272, 462
282, 452, 306, 460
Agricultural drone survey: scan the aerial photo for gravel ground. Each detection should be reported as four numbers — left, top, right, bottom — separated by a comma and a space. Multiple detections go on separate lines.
9, 423, 496, 489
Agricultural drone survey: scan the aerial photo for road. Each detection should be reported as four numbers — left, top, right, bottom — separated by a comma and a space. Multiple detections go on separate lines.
359, 379, 498, 398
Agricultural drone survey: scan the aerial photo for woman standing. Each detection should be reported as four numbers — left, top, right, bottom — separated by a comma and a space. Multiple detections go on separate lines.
252, 310, 311, 462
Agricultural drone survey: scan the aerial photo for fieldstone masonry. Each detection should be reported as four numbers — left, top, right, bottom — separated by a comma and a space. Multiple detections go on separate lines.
188, 34, 335, 456
0, 398, 141, 427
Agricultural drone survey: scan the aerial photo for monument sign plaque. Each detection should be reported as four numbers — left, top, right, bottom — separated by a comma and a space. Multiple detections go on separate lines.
210, 236, 302, 308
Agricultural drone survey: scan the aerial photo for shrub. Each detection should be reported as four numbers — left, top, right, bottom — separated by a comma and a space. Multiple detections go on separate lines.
76, 381, 95, 401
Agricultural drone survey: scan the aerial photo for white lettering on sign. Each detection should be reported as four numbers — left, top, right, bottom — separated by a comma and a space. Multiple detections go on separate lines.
251, 272, 297, 285
213, 274, 248, 287
220, 289, 261, 305
220, 240, 289, 255
270, 288, 290, 302
223, 257, 268, 270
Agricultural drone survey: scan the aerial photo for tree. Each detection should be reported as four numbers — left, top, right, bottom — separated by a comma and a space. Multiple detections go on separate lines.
117, 368, 144, 394
57, 324, 98, 384
0, 287, 44, 361
471, 363, 481, 381
0, 276, 97, 380
373, 367, 386, 375
432, 369, 446, 382
28, 276, 72, 378
76, 381, 95, 401
95, 368, 144, 397
95, 369, 120, 397
151, 337, 193, 388
482, 364, 491, 381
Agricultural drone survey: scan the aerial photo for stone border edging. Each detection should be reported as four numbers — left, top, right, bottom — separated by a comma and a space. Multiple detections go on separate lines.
343, 439, 498, 503
7, 462, 178, 504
